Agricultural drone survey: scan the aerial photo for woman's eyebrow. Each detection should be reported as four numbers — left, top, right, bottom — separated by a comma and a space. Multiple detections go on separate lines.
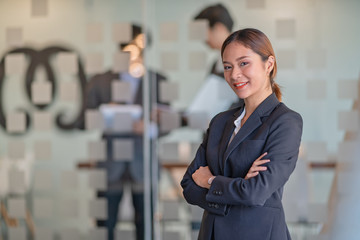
223, 56, 249, 64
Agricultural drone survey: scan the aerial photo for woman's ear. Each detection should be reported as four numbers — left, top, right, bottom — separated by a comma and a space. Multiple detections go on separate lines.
266, 56, 275, 74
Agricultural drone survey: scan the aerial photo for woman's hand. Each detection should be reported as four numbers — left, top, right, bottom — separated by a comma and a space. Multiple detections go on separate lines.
192, 166, 213, 189
245, 152, 270, 180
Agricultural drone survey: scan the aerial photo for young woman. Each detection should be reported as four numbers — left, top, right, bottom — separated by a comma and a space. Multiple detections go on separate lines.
181, 28, 303, 240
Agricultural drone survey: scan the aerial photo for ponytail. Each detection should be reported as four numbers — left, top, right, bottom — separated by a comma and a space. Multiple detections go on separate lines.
271, 81, 282, 102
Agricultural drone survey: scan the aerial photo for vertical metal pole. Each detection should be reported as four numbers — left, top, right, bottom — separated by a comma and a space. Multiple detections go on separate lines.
142, 0, 152, 239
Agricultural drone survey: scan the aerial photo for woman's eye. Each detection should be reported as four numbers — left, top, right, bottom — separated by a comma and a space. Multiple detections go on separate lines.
223, 66, 232, 70
240, 62, 248, 66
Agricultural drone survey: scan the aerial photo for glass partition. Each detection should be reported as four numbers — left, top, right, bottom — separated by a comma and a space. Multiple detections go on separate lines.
0, 1, 149, 240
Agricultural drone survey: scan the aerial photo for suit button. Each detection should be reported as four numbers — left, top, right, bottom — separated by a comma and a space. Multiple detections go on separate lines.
214, 204, 219, 209
208, 203, 212, 207
213, 191, 217, 195
218, 191, 223, 195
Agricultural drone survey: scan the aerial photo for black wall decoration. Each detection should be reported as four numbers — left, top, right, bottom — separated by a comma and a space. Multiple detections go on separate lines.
0, 46, 88, 135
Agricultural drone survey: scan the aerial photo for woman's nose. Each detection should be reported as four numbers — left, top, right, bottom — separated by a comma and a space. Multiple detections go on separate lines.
231, 68, 242, 81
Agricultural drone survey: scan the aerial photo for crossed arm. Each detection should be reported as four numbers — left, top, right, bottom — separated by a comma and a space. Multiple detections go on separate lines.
181, 111, 303, 215
192, 152, 270, 189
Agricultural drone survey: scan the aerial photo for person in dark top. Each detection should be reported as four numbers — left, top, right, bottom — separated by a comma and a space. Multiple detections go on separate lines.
85, 24, 167, 240
194, 3, 234, 77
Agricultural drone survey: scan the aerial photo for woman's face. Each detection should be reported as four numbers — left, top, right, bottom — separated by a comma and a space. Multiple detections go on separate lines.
222, 42, 273, 102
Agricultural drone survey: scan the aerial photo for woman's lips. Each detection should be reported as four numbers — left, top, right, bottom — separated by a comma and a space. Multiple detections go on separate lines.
234, 82, 248, 89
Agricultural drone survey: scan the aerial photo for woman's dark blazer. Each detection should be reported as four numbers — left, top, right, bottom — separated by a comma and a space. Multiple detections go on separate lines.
181, 93, 303, 240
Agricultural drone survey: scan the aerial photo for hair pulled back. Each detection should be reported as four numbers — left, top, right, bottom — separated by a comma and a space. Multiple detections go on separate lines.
221, 28, 281, 101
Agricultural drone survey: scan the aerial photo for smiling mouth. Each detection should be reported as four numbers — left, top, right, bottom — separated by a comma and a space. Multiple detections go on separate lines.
234, 82, 248, 89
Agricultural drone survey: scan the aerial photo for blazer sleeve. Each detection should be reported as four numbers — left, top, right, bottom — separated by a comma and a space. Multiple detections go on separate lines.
206, 110, 303, 207
181, 118, 229, 216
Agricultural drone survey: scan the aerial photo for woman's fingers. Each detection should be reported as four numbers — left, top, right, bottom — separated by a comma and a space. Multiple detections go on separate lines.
253, 159, 270, 166
245, 154, 270, 180
245, 171, 259, 180
256, 152, 268, 160
252, 166, 267, 172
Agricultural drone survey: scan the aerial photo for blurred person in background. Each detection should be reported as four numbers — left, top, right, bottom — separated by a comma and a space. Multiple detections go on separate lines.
85, 24, 168, 240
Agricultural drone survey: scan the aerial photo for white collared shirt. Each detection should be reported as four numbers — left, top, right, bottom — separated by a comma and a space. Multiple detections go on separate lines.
229, 108, 246, 144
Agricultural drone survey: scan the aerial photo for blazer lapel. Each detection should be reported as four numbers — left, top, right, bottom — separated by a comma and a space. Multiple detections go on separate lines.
223, 93, 280, 164
223, 111, 262, 163
218, 111, 239, 173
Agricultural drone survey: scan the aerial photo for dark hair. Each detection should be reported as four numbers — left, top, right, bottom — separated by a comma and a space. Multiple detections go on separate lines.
194, 4, 233, 32
120, 24, 152, 49
221, 28, 281, 101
